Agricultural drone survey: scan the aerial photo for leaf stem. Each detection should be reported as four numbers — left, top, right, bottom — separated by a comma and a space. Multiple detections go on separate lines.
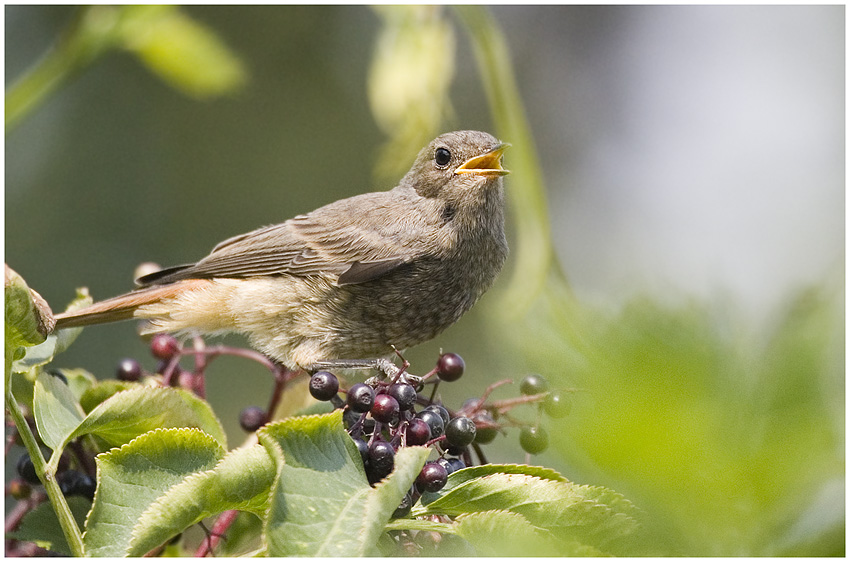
5, 385, 84, 556
454, 5, 569, 315
5, 6, 118, 134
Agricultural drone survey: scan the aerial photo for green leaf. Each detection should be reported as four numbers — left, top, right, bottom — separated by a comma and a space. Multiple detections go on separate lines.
33, 372, 86, 452
79, 379, 139, 413
83, 428, 225, 557
5, 266, 50, 351
258, 411, 430, 556
117, 5, 246, 98
414, 469, 640, 549
12, 289, 93, 373
7, 496, 91, 556
454, 510, 605, 557
69, 386, 227, 450
127, 443, 276, 556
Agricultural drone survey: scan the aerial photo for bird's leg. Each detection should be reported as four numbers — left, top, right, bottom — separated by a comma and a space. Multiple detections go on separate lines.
306, 358, 422, 387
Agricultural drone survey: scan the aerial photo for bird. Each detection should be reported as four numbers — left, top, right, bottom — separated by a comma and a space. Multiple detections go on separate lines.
54, 130, 510, 373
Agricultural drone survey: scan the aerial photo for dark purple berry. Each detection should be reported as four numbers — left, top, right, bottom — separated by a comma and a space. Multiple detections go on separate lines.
57, 470, 96, 500
388, 383, 417, 410
436, 353, 465, 382
445, 445, 468, 457
367, 440, 395, 481
309, 371, 340, 401
16, 454, 39, 485
424, 404, 450, 425
416, 462, 448, 493
347, 383, 375, 413
543, 392, 571, 418
392, 491, 414, 518
370, 394, 400, 424
150, 333, 181, 361
444, 416, 476, 448
405, 418, 431, 446
116, 358, 142, 382
415, 410, 444, 439
352, 437, 369, 462
438, 456, 466, 475
520, 425, 549, 455
239, 406, 267, 432
520, 373, 549, 396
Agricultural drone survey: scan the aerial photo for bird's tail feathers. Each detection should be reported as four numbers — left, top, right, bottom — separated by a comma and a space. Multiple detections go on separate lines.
53, 282, 199, 330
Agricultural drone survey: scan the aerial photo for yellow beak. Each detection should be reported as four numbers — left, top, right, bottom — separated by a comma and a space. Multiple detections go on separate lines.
454, 143, 511, 176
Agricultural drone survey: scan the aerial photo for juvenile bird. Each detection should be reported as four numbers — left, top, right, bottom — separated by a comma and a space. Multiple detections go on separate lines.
54, 130, 510, 373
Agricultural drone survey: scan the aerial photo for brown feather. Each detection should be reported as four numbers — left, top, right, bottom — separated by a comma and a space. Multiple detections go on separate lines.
54, 280, 208, 329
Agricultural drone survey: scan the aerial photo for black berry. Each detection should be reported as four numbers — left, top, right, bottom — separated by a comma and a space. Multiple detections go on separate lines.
437, 457, 465, 475
57, 470, 96, 500
520, 374, 549, 395
415, 410, 444, 439
445, 416, 477, 448
519, 425, 549, 455
16, 453, 39, 485
116, 358, 143, 382
405, 418, 431, 446
347, 383, 375, 413
150, 333, 181, 361
388, 383, 417, 411
424, 404, 450, 426
367, 440, 395, 481
352, 437, 369, 463
543, 392, 571, 418
392, 491, 414, 518
436, 352, 465, 382
416, 462, 448, 493
309, 371, 340, 401
370, 394, 400, 424
239, 406, 267, 432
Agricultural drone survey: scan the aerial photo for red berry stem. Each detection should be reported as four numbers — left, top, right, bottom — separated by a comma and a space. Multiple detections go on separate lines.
264, 365, 296, 423
194, 509, 239, 557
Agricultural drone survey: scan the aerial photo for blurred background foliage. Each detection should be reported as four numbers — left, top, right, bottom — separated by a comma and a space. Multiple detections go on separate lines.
5, 5, 843, 556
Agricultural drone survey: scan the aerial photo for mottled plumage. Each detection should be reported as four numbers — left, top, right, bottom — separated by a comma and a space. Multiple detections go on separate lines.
55, 130, 509, 370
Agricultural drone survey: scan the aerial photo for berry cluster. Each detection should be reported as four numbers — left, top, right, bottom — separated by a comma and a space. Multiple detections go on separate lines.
306, 353, 477, 498
298, 352, 575, 518
7, 331, 575, 556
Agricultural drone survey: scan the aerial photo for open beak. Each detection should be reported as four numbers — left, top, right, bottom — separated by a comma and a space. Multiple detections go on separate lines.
454, 143, 511, 176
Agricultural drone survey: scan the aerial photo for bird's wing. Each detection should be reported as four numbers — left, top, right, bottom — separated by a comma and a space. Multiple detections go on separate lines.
138, 192, 434, 287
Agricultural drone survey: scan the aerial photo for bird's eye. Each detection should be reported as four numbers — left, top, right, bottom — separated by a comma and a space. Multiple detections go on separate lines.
434, 147, 451, 167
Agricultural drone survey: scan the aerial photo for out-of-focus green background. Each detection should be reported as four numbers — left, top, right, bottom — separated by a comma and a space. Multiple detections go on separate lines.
6, 5, 843, 556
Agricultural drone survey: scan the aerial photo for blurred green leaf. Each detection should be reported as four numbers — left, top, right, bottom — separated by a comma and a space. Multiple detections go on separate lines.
369, 6, 455, 181
7, 496, 91, 556
117, 5, 246, 98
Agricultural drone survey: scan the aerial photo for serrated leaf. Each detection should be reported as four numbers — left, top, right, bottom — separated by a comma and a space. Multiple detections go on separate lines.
33, 372, 86, 451
69, 386, 227, 449
454, 510, 603, 557
415, 470, 639, 548
258, 411, 430, 556
127, 443, 276, 556
7, 496, 91, 556
83, 428, 225, 557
